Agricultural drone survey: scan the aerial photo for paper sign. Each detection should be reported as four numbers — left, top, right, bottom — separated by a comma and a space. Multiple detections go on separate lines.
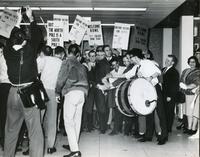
132, 25, 148, 50
47, 20, 64, 48
88, 21, 104, 46
0, 8, 18, 38
112, 23, 130, 50
53, 14, 69, 41
69, 15, 88, 45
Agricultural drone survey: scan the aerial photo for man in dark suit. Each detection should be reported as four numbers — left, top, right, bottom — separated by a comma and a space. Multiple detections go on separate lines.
95, 49, 111, 134
162, 55, 179, 133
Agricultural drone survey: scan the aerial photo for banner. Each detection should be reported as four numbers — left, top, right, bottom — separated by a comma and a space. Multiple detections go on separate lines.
132, 24, 148, 50
0, 8, 18, 38
47, 20, 64, 48
112, 23, 130, 50
53, 14, 69, 41
88, 21, 104, 46
69, 15, 88, 45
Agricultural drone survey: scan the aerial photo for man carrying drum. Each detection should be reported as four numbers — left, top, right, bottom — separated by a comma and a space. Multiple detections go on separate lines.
129, 48, 168, 145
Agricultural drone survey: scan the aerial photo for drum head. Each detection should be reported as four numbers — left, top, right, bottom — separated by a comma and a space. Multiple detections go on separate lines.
128, 78, 157, 115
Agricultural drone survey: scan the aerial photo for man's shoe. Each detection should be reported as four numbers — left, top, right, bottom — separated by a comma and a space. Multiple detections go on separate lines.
22, 149, 29, 155
109, 130, 118, 136
47, 147, 56, 154
63, 144, 70, 150
63, 151, 81, 157
138, 137, 152, 142
157, 139, 166, 145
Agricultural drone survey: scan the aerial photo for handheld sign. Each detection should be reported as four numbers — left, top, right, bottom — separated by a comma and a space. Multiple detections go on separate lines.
112, 23, 130, 50
69, 15, 88, 45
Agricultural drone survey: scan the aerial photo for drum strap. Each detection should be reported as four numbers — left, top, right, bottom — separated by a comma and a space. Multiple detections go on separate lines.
135, 65, 141, 76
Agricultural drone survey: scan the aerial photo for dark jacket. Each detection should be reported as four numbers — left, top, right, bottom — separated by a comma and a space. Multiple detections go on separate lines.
4, 21, 43, 84
55, 56, 88, 96
95, 58, 111, 85
162, 66, 179, 98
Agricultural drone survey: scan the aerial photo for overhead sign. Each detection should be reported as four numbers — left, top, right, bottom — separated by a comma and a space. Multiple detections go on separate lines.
0, 8, 18, 38
112, 23, 130, 50
88, 21, 104, 46
69, 15, 88, 45
53, 14, 69, 41
47, 20, 64, 48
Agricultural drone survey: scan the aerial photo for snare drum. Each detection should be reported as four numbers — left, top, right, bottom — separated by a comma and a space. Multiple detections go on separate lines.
115, 78, 157, 117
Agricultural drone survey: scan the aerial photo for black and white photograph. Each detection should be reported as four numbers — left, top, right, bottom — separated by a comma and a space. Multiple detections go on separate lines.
0, 0, 199, 157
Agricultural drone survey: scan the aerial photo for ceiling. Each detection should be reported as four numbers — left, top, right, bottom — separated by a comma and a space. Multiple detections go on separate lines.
0, 0, 197, 28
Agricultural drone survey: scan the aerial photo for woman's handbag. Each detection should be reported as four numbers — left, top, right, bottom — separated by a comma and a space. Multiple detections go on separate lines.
18, 79, 49, 109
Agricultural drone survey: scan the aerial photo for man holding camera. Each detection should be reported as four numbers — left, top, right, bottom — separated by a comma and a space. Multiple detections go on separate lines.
3, 7, 44, 157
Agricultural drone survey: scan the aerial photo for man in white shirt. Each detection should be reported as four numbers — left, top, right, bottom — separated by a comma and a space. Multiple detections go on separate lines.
130, 48, 168, 145
37, 45, 64, 154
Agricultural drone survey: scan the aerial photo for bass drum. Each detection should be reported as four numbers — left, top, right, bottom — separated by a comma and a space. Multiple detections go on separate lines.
115, 78, 157, 117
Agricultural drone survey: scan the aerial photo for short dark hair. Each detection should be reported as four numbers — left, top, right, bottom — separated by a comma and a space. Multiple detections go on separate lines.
88, 50, 96, 56
168, 54, 178, 66
110, 57, 119, 64
187, 56, 200, 68
41, 45, 53, 56
68, 44, 80, 56
96, 45, 103, 52
55, 46, 65, 55
146, 50, 154, 60
129, 48, 144, 59
102, 45, 110, 52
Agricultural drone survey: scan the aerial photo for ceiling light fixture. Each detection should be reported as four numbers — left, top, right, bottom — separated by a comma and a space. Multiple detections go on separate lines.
93, 7, 147, 11
40, 7, 93, 11
0, 7, 41, 10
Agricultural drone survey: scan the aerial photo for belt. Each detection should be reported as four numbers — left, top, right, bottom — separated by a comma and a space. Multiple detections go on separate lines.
11, 82, 33, 88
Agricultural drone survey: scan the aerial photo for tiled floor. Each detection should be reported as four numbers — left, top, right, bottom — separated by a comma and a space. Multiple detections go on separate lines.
0, 126, 199, 157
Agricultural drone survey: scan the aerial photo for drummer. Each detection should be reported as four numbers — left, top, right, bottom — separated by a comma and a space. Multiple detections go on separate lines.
129, 48, 168, 145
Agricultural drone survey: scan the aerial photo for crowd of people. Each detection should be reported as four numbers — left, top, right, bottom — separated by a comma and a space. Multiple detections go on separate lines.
0, 6, 199, 157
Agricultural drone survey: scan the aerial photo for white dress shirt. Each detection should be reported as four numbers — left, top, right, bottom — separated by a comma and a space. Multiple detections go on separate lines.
37, 56, 62, 90
138, 59, 161, 86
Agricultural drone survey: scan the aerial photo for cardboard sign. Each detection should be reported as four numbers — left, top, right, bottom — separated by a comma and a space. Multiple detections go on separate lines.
112, 23, 130, 50
83, 17, 91, 41
0, 8, 18, 38
88, 21, 104, 46
47, 20, 64, 48
69, 15, 88, 45
53, 14, 69, 41
132, 24, 148, 50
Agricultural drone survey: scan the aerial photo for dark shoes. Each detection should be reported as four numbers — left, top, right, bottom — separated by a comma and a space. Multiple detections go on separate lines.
47, 147, 56, 154
63, 151, 81, 157
109, 130, 118, 136
138, 137, 152, 142
157, 137, 168, 145
63, 144, 70, 150
22, 149, 29, 155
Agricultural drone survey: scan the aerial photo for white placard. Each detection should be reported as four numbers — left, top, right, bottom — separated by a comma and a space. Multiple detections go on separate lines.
83, 17, 91, 41
53, 14, 69, 41
88, 21, 104, 46
69, 15, 88, 45
47, 20, 64, 48
132, 24, 148, 50
0, 8, 18, 38
112, 23, 130, 50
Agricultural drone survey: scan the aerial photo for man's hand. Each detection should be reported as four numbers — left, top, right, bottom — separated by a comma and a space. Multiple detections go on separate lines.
25, 6, 33, 22
16, 9, 22, 28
